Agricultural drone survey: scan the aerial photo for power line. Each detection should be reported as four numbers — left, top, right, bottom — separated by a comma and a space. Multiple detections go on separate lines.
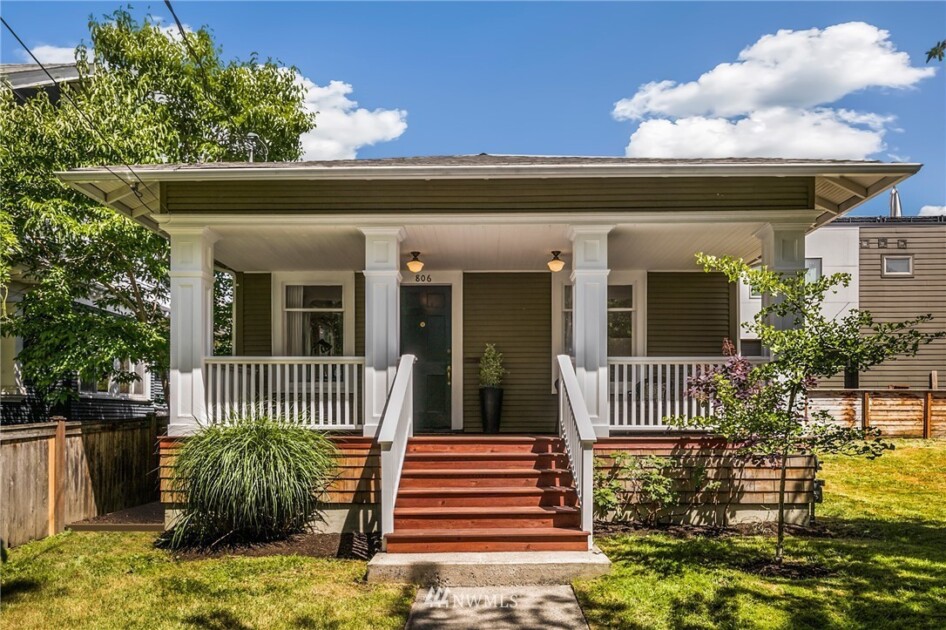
1, 16, 159, 216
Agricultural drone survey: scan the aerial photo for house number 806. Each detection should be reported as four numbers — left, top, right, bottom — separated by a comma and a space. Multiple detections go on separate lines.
415, 274, 432, 283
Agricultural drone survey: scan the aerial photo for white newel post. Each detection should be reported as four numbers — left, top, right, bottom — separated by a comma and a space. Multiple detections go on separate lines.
360, 227, 405, 437
167, 226, 218, 437
756, 223, 808, 336
569, 225, 614, 438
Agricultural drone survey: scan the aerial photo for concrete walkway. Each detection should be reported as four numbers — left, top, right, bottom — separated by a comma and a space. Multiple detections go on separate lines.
405, 585, 589, 629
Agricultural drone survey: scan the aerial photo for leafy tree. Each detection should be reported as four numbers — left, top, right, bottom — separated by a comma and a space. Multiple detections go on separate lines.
1, 9, 312, 412
213, 271, 234, 356
667, 254, 944, 564
927, 40, 946, 62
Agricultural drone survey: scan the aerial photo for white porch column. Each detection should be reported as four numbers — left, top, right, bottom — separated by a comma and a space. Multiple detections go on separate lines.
569, 225, 614, 438
166, 226, 218, 437
360, 227, 405, 437
756, 223, 808, 335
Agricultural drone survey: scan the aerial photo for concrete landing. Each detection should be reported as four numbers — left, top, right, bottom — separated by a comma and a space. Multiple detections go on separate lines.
406, 586, 589, 629
366, 548, 611, 586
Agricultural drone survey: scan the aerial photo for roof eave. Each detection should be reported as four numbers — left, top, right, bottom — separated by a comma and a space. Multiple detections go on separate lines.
57, 161, 923, 183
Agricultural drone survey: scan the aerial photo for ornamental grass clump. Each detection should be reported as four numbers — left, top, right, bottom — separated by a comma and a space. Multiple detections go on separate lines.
166, 416, 337, 549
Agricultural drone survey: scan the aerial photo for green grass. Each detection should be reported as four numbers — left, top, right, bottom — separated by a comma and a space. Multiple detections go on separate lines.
573, 439, 946, 630
0, 532, 413, 629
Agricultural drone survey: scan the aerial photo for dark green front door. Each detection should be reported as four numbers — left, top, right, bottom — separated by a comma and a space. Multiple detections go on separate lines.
400, 286, 452, 432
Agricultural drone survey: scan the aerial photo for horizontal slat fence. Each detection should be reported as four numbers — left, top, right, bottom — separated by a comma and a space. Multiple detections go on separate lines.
1, 416, 167, 547
808, 389, 946, 438
204, 357, 364, 428
595, 437, 818, 525
160, 435, 379, 506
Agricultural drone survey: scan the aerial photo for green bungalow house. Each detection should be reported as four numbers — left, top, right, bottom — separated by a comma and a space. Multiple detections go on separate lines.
59, 154, 919, 558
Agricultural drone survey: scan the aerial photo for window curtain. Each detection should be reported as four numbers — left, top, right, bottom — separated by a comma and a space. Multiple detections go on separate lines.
286, 286, 306, 356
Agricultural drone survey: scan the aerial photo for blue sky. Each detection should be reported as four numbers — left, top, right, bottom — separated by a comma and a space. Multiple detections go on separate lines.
2, 1, 944, 216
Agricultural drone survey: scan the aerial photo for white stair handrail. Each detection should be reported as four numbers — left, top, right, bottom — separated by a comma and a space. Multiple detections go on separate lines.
556, 354, 597, 548
377, 354, 416, 541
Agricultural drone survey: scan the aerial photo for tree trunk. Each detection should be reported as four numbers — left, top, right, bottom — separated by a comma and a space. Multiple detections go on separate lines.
775, 444, 789, 564
776, 388, 799, 564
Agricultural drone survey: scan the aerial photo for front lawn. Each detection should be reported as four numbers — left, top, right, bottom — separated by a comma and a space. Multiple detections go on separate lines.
573, 439, 946, 629
0, 532, 413, 629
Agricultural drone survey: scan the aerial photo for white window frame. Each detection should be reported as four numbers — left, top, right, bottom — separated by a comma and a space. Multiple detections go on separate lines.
271, 271, 355, 356
78, 360, 151, 401
551, 269, 646, 391
805, 257, 823, 283
881, 255, 914, 278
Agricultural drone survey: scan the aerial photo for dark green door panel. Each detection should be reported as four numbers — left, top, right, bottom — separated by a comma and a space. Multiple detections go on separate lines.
401, 286, 452, 432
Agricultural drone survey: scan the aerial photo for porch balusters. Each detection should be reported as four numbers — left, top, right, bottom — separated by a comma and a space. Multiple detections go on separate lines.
203, 357, 364, 428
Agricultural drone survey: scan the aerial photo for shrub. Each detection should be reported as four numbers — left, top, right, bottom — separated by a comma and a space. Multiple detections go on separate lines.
165, 416, 337, 548
594, 453, 679, 525
478, 343, 507, 387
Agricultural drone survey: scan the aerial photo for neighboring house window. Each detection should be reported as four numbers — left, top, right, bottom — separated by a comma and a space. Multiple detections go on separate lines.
882, 255, 913, 277
562, 284, 635, 357
805, 258, 822, 283
79, 360, 149, 398
284, 285, 344, 356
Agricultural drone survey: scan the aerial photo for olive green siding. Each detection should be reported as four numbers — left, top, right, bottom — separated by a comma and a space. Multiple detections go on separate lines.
233, 272, 364, 357
462, 273, 557, 433
647, 272, 737, 356
164, 177, 813, 214
234, 273, 272, 356
858, 225, 946, 389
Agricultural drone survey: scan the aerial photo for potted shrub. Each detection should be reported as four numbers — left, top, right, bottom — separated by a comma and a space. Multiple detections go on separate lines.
478, 343, 507, 433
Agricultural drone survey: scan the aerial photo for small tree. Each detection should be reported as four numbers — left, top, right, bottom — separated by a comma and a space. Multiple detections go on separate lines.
667, 254, 944, 563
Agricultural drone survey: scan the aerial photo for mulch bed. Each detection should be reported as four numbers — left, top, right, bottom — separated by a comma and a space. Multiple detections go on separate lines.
168, 531, 383, 561
594, 519, 837, 540
67, 502, 165, 531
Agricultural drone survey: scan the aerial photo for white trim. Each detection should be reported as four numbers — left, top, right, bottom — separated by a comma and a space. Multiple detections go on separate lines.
881, 254, 914, 277
153, 209, 825, 228
271, 271, 355, 356
400, 270, 464, 431
58, 162, 922, 182
552, 270, 647, 392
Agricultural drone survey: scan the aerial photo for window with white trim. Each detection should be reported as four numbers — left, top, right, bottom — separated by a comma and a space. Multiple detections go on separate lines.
804, 258, 823, 283
79, 360, 149, 398
284, 285, 344, 356
882, 255, 913, 277
562, 284, 635, 357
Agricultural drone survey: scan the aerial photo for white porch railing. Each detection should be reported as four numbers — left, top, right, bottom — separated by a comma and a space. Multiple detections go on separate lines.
557, 355, 597, 548
203, 357, 364, 428
377, 354, 416, 542
608, 357, 765, 430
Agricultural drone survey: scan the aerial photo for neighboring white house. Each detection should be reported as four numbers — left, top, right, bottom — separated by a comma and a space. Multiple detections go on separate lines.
739, 225, 860, 356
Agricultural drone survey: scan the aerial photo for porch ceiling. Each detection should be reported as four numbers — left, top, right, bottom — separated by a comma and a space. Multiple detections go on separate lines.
212, 222, 765, 272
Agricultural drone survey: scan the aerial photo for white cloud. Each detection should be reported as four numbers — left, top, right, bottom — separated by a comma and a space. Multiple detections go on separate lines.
625, 107, 886, 159
18, 44, 79, 65
919, 205, 946, 217
614, 22, 934, 121
297, 77, 407, 160
613, 22, 935, 159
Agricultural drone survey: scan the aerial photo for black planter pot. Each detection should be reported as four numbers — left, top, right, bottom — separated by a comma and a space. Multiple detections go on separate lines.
479, 387, 503, 434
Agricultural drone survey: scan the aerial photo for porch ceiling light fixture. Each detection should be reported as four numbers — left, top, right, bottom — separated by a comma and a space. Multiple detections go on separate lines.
406, 251, 424, 273
547, 251, 565, 273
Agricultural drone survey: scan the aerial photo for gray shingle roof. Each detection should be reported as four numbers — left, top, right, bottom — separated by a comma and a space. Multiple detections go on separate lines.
65, 153, 886, 173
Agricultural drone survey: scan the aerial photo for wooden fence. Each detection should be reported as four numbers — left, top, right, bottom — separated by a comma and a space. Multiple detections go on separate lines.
808, 390, 946, 438
1, 416, 167, 547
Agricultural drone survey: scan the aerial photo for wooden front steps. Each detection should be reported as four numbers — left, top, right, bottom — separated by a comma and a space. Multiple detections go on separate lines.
385, 435, 589, 553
